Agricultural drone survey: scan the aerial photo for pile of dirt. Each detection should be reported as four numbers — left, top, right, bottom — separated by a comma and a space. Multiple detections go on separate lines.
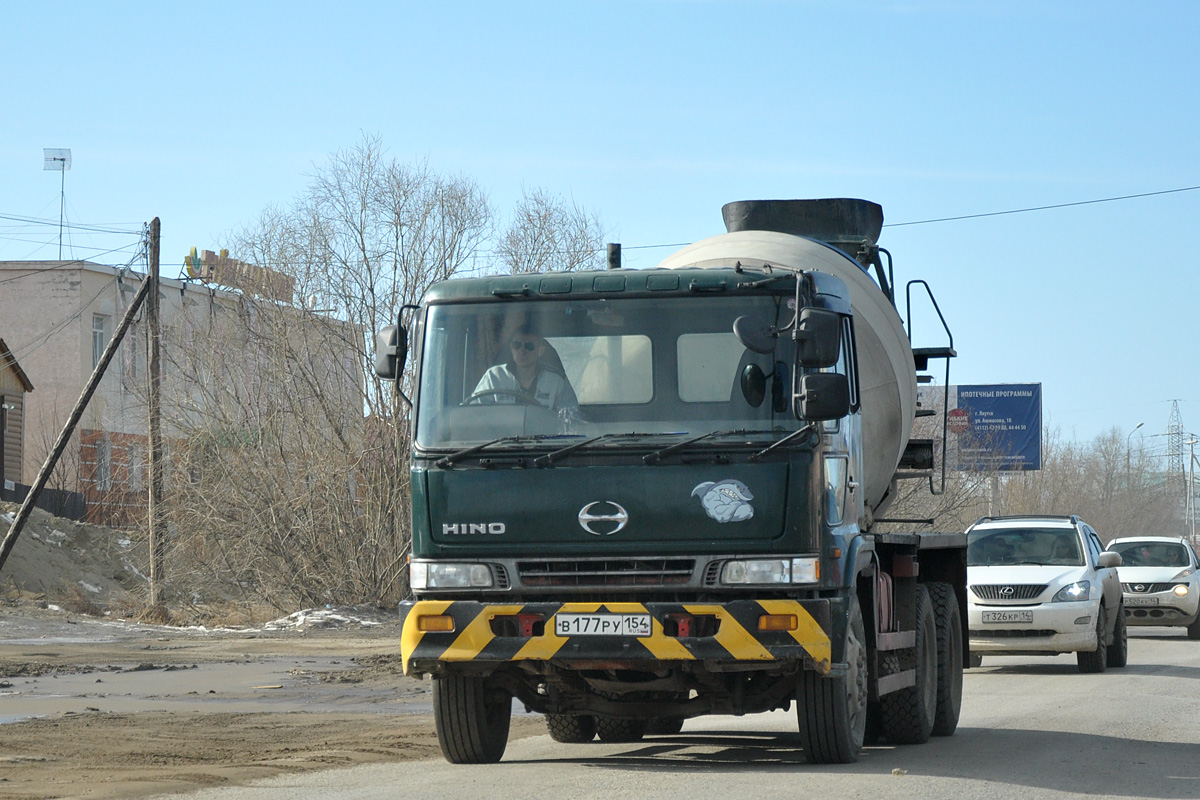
0, 501, 145, 614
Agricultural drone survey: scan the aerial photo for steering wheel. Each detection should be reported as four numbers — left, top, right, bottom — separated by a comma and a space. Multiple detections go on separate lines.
462, 388, 539, 406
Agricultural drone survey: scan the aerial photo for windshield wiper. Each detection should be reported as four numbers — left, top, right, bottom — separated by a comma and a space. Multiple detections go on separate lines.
748, 423, 817, 462
435, 434, 581, 468
643, 429, 773, 465
535, 432, 683, 467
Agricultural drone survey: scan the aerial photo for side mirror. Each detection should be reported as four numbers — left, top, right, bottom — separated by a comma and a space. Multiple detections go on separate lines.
795, 308, 841, 368
741, 364, 767, 407
1097, 551, 1123, 569
796, 372, 850, 421
733, 316, 777, 354
374, 324, 408, 381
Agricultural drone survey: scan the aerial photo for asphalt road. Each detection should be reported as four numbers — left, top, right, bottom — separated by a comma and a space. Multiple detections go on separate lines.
155, 629, 1200, 800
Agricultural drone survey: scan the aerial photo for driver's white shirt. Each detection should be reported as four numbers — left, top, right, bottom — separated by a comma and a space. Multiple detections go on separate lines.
472, 364, 578, 412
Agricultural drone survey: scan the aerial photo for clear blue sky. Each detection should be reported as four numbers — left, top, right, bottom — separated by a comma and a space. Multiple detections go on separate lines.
3, 1, 1197, 450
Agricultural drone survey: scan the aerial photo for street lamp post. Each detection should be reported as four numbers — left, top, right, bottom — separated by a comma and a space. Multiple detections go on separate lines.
1126, 422, 1144, 490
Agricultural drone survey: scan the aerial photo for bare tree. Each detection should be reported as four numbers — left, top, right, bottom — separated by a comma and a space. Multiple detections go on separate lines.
151, 135, 494, 610
497, 187, 605, 274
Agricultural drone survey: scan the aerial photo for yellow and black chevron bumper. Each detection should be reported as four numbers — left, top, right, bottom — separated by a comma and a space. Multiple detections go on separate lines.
399, 599, 832, 676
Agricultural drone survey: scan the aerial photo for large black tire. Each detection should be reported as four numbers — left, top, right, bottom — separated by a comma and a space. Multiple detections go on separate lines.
880, 584, 937, 745
1106, 604, 1128, 668
796, 595, 868, 764
1187, 615, 1200, 640
546, 713, 596, 743
594, 717, 648, 742
433, 675, 512, 764
1077, 605, 1109, 674
927, 582, 964, 736
646, 717, 685, 735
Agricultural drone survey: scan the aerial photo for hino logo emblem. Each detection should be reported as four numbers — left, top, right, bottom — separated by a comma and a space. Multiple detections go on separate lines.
999, 586, 1015, 596
578, 501, 629, 536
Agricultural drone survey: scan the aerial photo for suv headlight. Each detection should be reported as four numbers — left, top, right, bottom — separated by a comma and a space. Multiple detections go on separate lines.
721, 557, 819, 586
410, 562, 494, 590
1052, 580, 1091, 602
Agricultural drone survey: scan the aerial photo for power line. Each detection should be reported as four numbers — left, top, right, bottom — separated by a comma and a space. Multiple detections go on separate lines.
884, 185, 1200, 228
0, 211, 142, 235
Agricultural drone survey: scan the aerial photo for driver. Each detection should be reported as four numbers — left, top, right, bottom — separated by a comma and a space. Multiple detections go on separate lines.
471, 328, 579, 414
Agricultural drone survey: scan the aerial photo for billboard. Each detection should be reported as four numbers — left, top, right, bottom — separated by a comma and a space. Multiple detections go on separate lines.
917, 383, 1042, 471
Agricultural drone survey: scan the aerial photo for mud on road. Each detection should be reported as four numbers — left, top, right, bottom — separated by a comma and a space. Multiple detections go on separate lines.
0, 604, 542, 799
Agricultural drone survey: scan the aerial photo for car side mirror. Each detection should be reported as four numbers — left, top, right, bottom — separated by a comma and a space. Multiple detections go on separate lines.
374, 323, 408, 381
1097, 551, 1122, 568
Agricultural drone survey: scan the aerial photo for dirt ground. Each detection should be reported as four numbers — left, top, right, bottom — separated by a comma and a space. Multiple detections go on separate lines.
0, 602, 544, 799
0, 503, 542, 798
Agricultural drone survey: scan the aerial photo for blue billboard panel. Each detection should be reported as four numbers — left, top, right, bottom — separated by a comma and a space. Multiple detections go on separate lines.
950, 383, 1042, 471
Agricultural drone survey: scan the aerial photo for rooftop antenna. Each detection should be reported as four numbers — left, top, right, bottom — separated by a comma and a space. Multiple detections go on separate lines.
43, 148, 72, 259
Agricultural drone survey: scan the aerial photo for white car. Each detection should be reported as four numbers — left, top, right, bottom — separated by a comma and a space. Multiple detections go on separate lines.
965, 515, 1127, 673
1107, 536, 1200, 639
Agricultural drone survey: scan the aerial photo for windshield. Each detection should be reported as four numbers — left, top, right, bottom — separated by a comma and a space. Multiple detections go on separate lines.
1109, 541, 1191, 568
967, 527, 1084, 567
414, 295, 801, 449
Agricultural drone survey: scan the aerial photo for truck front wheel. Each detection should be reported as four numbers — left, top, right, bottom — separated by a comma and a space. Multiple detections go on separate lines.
796, 595, 867, 764
433, 675, 512, 763
595, 717, 648, 742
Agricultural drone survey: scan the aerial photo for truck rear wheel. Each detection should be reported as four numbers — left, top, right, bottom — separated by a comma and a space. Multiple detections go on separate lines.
433, 675, 511, 763
880, 584, 936, 744
796, 595, 867, 764
546, 714, 597, 743
927, 581, 963, 736
595, 717, 648, 742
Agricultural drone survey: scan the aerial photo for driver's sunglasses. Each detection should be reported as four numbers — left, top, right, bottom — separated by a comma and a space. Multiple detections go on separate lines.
511, 340, 537, 351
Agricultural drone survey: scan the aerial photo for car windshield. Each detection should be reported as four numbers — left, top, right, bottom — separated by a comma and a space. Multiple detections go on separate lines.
1109, 541, 1190, 568
967, 527, 1084, 567
413, 295, 806, 449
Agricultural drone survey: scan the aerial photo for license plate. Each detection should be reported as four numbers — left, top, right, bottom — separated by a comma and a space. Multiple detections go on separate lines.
555, 613, 652, 637
982, 610, 1033, 623
1124, 596, 1159, 607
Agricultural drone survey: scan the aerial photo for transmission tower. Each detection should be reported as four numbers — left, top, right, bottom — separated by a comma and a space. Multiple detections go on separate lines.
1167, 401, 1186, 491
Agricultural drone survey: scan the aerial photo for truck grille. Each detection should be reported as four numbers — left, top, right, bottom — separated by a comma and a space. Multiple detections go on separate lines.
971, 584, 1048, 601
517, 559, 695, 588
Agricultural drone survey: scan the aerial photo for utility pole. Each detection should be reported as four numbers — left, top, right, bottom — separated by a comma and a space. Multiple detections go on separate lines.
147, 218, 164, 607
1126, 422, 1144, 491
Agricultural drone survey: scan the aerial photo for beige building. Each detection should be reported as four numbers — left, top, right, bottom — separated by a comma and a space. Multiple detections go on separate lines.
0, 260, 363, 524
0, 337, 34, 495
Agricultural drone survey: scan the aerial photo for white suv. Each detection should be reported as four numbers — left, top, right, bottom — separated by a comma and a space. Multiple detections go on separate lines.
965, 515, 1127, 673
1107, 536, 1200, 639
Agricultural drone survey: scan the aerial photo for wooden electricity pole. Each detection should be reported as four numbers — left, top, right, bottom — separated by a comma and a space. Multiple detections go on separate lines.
147, 217, 165, 606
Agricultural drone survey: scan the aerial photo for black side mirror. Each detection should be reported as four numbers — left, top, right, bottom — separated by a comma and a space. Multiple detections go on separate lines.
741, 364, 767, 407
733, 316, 776, 354
374, 324, 408, 381
795, 308, 841, 368
796, 372, 850, 421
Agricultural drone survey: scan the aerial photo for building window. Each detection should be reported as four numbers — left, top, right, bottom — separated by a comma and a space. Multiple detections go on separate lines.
92, 314, 109, 369
95, 438, 112, 492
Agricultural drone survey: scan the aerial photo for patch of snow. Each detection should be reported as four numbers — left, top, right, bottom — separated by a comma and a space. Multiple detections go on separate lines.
79, 581, 102, 594
46, 604, 62, 612
118, 537, 132, 549
0, 511, 13, 525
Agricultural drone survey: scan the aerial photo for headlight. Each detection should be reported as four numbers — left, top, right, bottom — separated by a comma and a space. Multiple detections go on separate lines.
721, 557, 819, 586
1052, 580, 1091, 602
1173, 584, 1190, 597
1172, 568, 1194, 580
410, 562, 493, 590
